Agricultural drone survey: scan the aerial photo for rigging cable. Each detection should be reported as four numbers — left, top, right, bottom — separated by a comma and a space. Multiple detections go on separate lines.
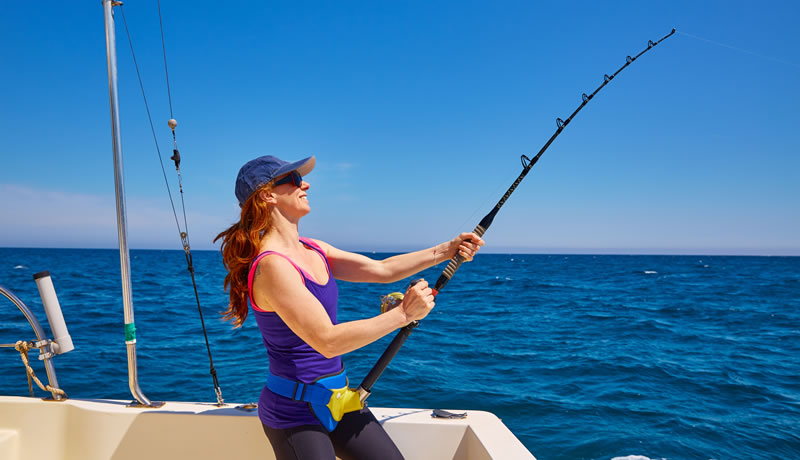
118, 4, 224, 406
356, 28, 677, 402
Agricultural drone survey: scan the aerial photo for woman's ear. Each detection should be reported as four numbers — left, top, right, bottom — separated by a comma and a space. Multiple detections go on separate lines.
259, 190, 276, 204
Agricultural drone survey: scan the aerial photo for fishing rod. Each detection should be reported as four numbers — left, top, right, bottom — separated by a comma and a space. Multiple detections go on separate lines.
356, 28, 676, 402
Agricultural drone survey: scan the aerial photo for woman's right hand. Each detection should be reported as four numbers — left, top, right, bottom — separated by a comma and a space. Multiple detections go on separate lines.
400, 279, 435, 323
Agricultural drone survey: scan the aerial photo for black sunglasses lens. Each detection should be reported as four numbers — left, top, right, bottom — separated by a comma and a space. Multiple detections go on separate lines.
275, 171, 302, 187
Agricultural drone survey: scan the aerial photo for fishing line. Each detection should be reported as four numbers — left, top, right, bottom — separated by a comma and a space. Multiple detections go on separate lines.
678, 30, 800, 69
452, 166, 524, 239
118, 4, 224, 406
356, 28, 677, 402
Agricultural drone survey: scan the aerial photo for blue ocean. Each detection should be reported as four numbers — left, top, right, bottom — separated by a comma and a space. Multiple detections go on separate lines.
1, 248, 798, 459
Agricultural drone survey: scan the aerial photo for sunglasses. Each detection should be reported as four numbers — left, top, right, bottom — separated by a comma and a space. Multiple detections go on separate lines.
273, 171, 303, 188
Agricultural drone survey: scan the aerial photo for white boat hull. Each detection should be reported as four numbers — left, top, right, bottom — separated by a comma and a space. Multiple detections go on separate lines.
0, 396, 534, 460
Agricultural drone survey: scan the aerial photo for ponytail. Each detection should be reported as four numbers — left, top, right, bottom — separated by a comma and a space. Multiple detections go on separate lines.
214, 182, 274, 327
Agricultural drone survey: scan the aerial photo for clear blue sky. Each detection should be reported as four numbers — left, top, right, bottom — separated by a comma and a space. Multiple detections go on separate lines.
1, 1, 798, 254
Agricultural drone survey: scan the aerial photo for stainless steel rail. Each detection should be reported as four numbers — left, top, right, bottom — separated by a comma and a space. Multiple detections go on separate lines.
0, 284, 65, 400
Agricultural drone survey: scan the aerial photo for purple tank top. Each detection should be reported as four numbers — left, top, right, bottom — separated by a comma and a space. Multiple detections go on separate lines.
248, 237, 342, 428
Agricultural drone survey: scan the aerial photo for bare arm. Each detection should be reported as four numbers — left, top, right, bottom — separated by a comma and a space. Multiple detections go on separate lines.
314, 232, 485, 283
254, 255, 434, 358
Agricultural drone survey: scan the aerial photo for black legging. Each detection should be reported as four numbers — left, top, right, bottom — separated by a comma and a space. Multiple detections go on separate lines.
262, 407, 405, 460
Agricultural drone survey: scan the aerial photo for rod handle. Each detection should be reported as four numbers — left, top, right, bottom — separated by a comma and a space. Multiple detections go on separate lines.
434, 222, 488, 292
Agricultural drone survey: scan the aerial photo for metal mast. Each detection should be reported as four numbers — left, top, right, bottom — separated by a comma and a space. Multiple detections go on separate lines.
102, 0, 160, 407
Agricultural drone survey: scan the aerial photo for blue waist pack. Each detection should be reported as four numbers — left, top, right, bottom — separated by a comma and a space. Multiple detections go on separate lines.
267, 367, 363, 432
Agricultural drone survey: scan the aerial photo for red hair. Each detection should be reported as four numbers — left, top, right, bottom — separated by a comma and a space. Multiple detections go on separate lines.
214, 182, 274, 327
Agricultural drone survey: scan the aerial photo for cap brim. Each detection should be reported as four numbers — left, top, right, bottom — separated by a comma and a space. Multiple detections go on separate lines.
275, 156, 315, 179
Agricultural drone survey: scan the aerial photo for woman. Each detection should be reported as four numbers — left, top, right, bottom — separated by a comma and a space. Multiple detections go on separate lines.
215, 155, 484, 460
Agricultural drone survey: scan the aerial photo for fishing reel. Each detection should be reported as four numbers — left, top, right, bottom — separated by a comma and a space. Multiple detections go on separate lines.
379, 279, 424, 314
380, 292, 405, 314
379, 292, 419, 328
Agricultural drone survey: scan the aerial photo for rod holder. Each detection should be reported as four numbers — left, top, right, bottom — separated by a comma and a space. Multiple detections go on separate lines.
34, 271, 74, 355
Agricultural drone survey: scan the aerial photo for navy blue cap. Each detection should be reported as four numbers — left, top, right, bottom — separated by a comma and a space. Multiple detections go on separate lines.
235, 155, 315, 206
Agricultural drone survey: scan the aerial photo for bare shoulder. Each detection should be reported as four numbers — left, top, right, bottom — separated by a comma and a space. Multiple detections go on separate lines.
254, 253, 303, 286
251, 253, 307, 312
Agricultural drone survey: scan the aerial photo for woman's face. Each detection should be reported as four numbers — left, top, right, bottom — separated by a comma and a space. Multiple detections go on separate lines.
271, 172, 311, 218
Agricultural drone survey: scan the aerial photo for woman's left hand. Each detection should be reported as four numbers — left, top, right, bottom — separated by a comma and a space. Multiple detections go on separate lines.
445, 232, 485, 262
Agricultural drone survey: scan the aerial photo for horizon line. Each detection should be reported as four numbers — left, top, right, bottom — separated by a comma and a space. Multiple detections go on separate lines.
1, 245, 798, 257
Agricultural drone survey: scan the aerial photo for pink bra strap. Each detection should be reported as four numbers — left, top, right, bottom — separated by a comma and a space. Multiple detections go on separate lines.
298, 238, 332, 280
299, 237, 326, 256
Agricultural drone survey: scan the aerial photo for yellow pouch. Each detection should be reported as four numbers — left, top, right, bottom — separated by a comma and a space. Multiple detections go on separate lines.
326, 386, 364, 421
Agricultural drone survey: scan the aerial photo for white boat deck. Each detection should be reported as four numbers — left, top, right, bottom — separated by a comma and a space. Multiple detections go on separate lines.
0, 396, 534, 460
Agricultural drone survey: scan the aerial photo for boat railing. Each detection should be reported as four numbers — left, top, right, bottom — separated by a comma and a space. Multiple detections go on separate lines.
0, 272, 73, 401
